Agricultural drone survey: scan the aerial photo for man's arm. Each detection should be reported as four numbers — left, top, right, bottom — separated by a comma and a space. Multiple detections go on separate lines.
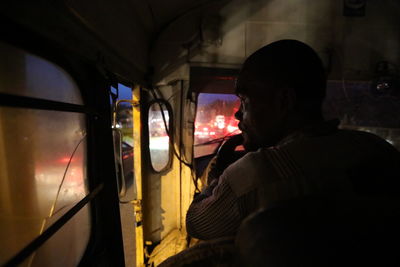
186, 175, 242, 240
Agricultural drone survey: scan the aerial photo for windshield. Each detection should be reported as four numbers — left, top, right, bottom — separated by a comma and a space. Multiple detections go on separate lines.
194, 93, 241, 158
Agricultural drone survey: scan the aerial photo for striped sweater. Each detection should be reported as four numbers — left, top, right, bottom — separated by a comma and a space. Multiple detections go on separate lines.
186, 123, 400, 240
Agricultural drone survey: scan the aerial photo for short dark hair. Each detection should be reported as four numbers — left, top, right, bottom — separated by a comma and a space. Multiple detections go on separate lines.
237, 40, 326, 105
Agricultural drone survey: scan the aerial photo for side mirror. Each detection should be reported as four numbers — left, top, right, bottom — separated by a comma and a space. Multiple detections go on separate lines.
148, 100, 172, 172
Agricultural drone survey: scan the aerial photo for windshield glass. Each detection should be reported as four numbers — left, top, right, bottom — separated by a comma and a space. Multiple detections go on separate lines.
194, 93, 241, 158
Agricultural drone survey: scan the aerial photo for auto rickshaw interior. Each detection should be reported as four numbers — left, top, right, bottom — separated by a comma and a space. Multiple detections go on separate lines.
0, 0, 399, 266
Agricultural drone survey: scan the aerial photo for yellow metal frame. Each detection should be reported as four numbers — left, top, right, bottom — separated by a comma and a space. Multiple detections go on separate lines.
132, 85, 145, 267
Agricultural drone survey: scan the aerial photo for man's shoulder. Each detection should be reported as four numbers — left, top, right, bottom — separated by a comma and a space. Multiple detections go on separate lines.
339, 129, 400, 161
339, 129, 397, 149
283, 128, 398, 155
221, 148, 288, 197
280, 128, 400, 173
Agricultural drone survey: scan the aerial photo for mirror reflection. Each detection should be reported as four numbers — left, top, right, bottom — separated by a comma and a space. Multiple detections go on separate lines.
148, 102, 171, 172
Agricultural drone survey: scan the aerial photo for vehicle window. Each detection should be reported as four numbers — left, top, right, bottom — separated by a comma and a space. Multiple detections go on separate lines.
20, 206, 91, 267
0, 42, 83, 105
324, 81, 400, 150
194, 93, 241, 158
148, 102, 171, 172
0, 44, 90, 266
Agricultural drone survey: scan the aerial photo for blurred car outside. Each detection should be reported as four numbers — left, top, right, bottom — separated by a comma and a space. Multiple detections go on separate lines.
122, 141, 134, 183
194, 123, 217, 144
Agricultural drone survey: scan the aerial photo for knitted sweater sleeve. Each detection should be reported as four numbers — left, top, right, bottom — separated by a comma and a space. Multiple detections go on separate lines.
185, 175, 243, 240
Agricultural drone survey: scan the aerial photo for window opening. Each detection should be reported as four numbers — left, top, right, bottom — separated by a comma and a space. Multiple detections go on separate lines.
194, 93, 241, 158
0, 42, 90, 266
0, 107, 89, 267
110, 84, 135, 200
323, 81, 400, 150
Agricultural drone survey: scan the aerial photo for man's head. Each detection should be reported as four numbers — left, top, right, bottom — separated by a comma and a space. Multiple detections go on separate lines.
235, 39, 327, 150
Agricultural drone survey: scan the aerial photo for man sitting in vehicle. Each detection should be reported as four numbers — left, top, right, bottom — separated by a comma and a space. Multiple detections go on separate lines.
186, 39, 400, 240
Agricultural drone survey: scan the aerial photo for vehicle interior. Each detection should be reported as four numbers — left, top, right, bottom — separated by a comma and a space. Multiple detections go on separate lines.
1, 0, 399, 266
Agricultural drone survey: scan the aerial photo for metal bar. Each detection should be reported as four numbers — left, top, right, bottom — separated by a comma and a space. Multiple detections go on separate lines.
112, 99, 139, 128
0, 93, 94, 114
3, 184, 104, 267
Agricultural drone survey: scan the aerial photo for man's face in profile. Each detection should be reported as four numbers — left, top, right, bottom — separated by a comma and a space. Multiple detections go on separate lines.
235, 73, 287, 151
235, 92, 263, 151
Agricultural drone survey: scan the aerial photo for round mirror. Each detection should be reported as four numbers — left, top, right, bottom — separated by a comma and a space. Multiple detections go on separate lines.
148, 101, 171, 172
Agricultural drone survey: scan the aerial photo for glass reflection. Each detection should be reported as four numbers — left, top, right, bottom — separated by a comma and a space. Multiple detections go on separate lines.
0, 107, 88, 265
28, 205, 91, 267
323, 81, 400, 151
0, 41, 83, 105
148, 102, 170, 172
194, 93, 241, 158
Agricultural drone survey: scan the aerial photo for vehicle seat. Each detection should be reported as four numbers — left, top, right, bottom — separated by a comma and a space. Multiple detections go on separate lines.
158, 236, 236, 267
235, 195, 400, 267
